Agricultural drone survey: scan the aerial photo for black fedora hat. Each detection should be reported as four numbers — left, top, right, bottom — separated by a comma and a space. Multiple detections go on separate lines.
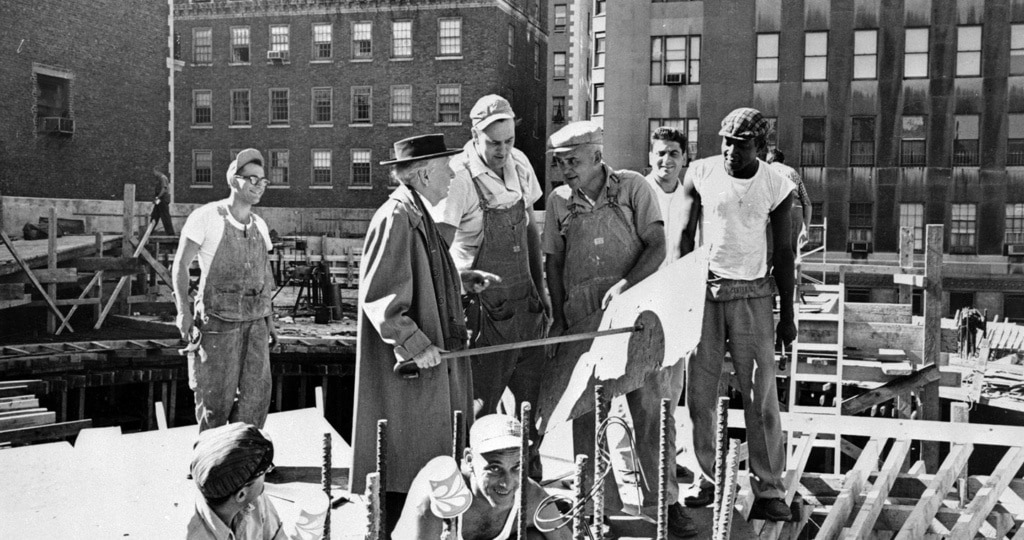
379, 133, 462, 165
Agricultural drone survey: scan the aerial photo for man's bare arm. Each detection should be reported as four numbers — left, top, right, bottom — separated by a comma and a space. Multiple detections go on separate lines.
171, 237, 201, 339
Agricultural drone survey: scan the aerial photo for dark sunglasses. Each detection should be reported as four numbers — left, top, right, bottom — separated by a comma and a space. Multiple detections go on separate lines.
235, 175, 270, 187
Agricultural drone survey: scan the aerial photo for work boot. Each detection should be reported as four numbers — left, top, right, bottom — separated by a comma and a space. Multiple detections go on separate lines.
753, 497, 792, 522
668, 502, 699, 538
682, 480, 714, 507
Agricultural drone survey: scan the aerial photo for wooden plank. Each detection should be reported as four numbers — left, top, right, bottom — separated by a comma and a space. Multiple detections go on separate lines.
0, 398, 38, 411
798, 320, 957, 354
73, 257, 144, 272
894, 443, 973, 540
0, 411, 56, 430
841, 364, 941, 415
47, 208, 57, 334
793, 360, 960, 387
0, 230, 73, 332
755, 432, 818, 539
898, 227, 914, 305
816, 439, 884, 540
847, 439, 912, 540
845, 303, 913, 324
948, 447, 1024, 539
838, 264, 924, 277
921, 225, 944, 470
0, 386, 29, 398
0, 407, 46, 418
0, 419, 91, 444
0, 267, 79, 284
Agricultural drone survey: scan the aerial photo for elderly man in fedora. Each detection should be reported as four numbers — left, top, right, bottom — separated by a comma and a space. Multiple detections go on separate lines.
350, 133, 498, 536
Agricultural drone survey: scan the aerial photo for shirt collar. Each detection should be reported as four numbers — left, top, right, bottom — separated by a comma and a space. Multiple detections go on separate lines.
193, 497, 236, 540
570, 164, 614, 208
389, 184, 425, 228
458, 140, 515, 186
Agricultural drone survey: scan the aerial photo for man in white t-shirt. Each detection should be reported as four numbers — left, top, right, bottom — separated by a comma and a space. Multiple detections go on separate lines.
434, 95, 549, 479
679, 108, 797, 521
172, 148, 277, 431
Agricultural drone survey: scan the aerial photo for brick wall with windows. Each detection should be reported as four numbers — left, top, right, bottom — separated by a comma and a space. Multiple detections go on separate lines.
173, 0, 548, 209
1, 0, 169, 200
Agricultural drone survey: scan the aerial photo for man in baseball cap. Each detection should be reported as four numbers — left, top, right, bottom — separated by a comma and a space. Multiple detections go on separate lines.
172, 148, 277, 432
677, 107, 797, 521
433, 94, 549, 483
187, 422, 282, 538
393, 414, 570, 540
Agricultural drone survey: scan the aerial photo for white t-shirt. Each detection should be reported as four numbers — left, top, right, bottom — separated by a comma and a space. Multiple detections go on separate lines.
644, 173, 689, 268
434, 142, 542, 273
686, 157, 795, 280
180, 199, 273, 293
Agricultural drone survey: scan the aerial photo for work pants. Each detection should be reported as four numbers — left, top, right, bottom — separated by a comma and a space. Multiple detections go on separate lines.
188, 317, 271, 431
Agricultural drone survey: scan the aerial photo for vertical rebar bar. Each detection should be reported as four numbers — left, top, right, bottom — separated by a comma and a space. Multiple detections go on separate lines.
573, 454, 589, 540
322, 432, 331, 540
593, 385, 607, 540
519, 401, 532, 540
656, 399, 671, 540
376, 419, 387, 536
364, 472, 380, 540
453, 409, 464, 461
711, 396, 730, 537
713, 439, 741, 540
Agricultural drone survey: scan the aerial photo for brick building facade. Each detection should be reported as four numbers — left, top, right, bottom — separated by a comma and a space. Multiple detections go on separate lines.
173, 0, 548, 209
0, 0, 171, 201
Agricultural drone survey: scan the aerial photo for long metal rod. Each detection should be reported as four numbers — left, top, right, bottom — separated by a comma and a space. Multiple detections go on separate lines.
519, 402, 531, 540
656, 398, 670, 540
593, 385, 607, 540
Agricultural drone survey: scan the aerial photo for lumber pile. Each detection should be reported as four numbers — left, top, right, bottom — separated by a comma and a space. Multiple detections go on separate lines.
0, 380, 90, 447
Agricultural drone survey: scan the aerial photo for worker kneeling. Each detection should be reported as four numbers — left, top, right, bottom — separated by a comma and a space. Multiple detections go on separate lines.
394, 414, 570, 540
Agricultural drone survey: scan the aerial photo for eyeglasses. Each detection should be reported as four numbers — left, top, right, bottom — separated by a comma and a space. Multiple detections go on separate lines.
235, 175, 270, 187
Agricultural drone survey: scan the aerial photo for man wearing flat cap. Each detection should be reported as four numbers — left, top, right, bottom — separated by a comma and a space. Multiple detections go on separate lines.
542, 121, 698, 537
351, 134, 496, 536
679, 107, 797, 521
187, 422, 282, 539
173, 148, 277, 431
433, 95, 549, 480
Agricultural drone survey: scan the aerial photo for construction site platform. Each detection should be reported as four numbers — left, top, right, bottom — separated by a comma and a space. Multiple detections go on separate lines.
0, 234, 121, 277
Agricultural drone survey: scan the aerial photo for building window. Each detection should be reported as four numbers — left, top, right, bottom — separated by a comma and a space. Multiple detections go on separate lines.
1010, 114, 1024, 166
436, 84, 461, 123
804, 31, 828, 81
648, 118, 698, 159
193, 90, 212, 125
35, 72, 71, 125
801, 117, 826, 166
592, 84, 604, 116
351, 149, 371, 187
439, 18, 461, 56
900, 203, 925, 252
193, 28, 212, 63
850, 116, 875, 166
848, 202, 873, 244
809, 202, 825, 246
953, 115, 980, 167
853, 29, 877, 80
390, 85, 412, 123
956, 26, 982, 77
312, 87, 332, 124
270, 25, 289, 54
904, 28, 929, 78
351, 86, 372, 124
268, 89, 289, 124
312, 150, 332, 185
651, 35, 700, 85
193, 150, 212, 184
554, 52, 567, 78
595, 0, 605, 15
508, 24, 515, 66
552, 96, 566, 123
951, 203, 977, 251
900, 115, 927, 166
392, 21, 412, 58
554, 4, 567, 32
756, 33, 779, 82
353, 21, 372, 59
313, 23, 332, 59
231, 27, 250, 63
534, 42, 542, 79
269, 149, 289, 185
594, 32, 606, 68
1012, 25, 1024, 76
1006, 203, 1024, 244
230, 89, 250, 125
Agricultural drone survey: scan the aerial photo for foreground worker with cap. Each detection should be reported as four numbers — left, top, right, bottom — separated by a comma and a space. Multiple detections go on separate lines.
393, 414, 570, 540
679, 107, 797, 521
173, 148, 277, 431
434, 95, 549, 480
543, 121, 698, 537
351, 134, 497, 536
187, 422, 282, 539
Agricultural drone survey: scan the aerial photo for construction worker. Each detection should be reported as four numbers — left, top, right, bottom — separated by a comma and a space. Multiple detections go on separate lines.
151, 166, 175, 235
172, 148, 277, 431
434, 94, 548, 479
766, 148, 812, 253
543, 121, 698, 537
393, 414, 570, 540
679, 107, 796, 521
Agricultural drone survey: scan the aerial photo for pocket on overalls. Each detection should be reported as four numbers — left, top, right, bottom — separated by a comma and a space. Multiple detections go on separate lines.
479, 294, 518, 344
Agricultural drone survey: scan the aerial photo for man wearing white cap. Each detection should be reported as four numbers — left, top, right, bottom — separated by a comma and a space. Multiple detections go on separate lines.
679, 107, 796, 521
434, 95, 549, 480
173, 148, 277, 431
393, 414, 570, 540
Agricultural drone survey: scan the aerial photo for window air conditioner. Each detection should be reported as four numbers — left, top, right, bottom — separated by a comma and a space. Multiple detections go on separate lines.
850, 241, 870, 253
1009, 244, 1024, 256
267, 50, 287, 61
37, 117, 75, 136
664, 73, 684, 84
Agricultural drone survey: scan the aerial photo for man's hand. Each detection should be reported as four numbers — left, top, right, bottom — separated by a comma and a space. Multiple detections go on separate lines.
267, 315, 278, 348
411, 344, 444, 370
176, 310, 195, 341
775, 319, 797, 350
461, 270, 501, 294
600, 279, 629, 310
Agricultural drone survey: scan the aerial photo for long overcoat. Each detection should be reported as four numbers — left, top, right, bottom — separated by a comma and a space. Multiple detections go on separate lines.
349, 185, 473, 494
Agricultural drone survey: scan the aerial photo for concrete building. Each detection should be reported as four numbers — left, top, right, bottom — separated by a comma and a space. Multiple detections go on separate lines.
582, 0, 1024, 321
173, 0, 549, 211
0, 0, 172, 202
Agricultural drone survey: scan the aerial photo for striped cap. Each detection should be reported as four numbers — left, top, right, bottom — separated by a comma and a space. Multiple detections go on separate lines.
718, 107, 769, 140
190, 423, 274, 500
